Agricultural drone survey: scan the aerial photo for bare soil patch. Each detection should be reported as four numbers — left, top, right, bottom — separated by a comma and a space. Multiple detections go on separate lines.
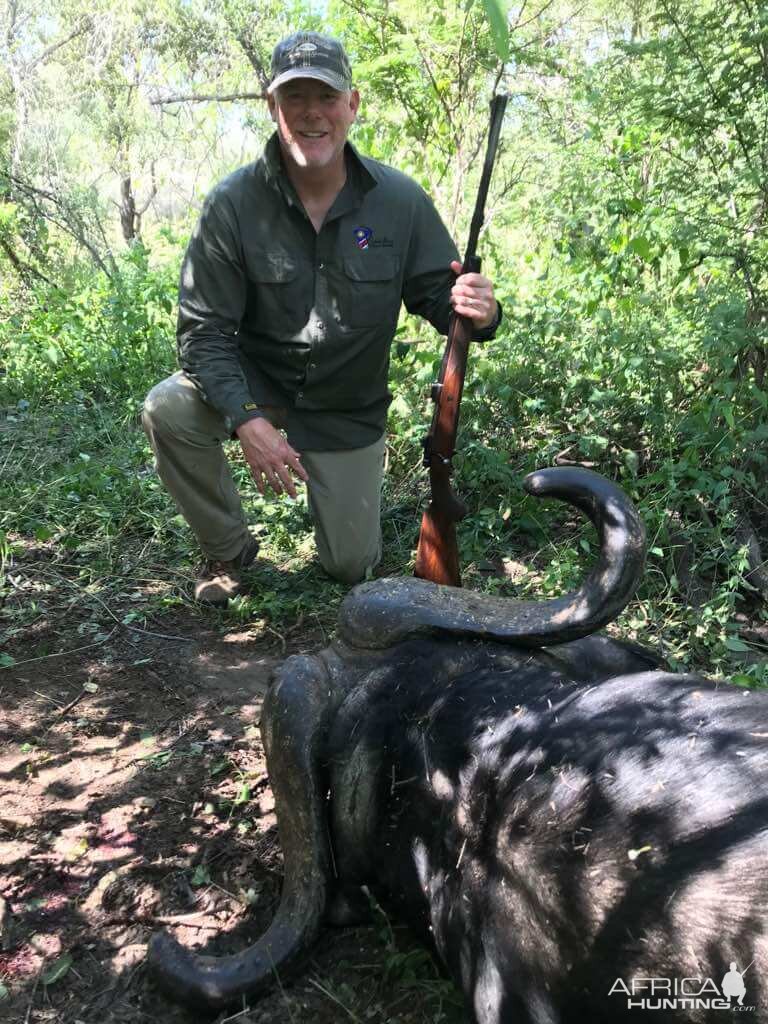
1, 559, 463, 1024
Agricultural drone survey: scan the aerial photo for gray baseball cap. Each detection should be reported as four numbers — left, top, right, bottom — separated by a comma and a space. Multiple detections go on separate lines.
267, 32, 353, 95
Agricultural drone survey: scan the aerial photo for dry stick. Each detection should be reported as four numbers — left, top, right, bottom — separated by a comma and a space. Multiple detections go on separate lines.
125, 625, 195, 643
0, 626, 119, 671
268, 948, 298, 1024
220, 1006, 258, 1024
20, 566, 196, 644
56, 686, 91, 717
23, 965, 42, 1024
208, 880, 246, 906
33, 690, 64, 706
264, 625, 286, 653
107, 911, 217, 927
308, 976, 362, 1024
0, 440, 16, 479
128, 704, 211, 767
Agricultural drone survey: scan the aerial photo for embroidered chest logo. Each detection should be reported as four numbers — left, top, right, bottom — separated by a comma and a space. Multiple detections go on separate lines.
353, 226, 373, 250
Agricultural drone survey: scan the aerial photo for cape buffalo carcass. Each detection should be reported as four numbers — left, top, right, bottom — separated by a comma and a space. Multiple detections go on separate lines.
149, 468, 768, 1023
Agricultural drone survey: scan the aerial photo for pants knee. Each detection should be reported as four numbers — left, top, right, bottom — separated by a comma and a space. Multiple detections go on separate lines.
320, 552, 376, 585
142, 379, 178, 435
142, 375, 216, 441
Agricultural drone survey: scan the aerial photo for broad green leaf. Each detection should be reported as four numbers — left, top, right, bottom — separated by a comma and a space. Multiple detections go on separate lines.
234, 782, 251, 805
627, 237, 652, 261
725, 636, 749, 652
191, 865, 211, 887
479, 0, 509, 61
42, 954, 73, 986
732, 675, 755, 688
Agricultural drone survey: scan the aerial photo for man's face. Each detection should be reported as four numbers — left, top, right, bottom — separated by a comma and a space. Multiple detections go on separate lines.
268, 78, 360, 173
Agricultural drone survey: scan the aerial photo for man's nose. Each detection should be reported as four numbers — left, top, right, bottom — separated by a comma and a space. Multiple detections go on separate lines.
301, 96, 323, 118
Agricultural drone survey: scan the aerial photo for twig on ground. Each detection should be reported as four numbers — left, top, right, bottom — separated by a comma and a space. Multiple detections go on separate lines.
56, 687, 91, 716
220, 1006, 256, 1023
24, 965, 42, 1024
264, 625, 286, 653
308, 975, 362, 1023
0, 440, 16, 479
125, 624, 195, 642
209, 880, 246, 905
13, 566, 196, 643
106, 911, 219, 927
33, 690, 64, 706
129, 705, 211, 766
0, 626, 119, 670
120, 958, 145, 993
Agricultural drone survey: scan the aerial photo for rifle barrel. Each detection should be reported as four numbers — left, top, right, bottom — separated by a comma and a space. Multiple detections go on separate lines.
464, 94, 508, 263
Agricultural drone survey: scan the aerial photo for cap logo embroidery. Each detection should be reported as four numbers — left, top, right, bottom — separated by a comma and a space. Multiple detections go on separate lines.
291, 42, 318, 66
354, 226, 373, 250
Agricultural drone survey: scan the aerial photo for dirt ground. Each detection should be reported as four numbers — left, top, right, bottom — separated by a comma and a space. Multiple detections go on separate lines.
0, 553, 464, 1024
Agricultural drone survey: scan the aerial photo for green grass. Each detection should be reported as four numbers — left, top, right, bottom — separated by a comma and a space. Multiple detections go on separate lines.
1, 247, 767, 681
1, 388, 766, 685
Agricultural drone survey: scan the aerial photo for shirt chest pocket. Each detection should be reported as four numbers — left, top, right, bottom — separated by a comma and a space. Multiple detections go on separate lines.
341, 252, 401, 328
242, 248, 310, 332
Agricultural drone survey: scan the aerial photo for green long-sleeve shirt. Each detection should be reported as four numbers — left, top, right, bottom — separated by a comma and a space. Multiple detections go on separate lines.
177, 133, 500, 450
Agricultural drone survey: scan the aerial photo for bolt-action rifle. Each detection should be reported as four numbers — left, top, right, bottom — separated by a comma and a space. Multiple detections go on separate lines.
414, 94, 508, 587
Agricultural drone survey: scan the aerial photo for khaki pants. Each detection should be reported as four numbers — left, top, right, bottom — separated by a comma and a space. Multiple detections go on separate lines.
142, 372, 384, 584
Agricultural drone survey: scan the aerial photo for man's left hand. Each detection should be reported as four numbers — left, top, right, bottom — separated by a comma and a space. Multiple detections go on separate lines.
450, 260, 497, 330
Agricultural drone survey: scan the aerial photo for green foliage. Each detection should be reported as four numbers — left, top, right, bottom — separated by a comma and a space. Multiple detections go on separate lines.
1, 242, 177, 403
2, 0, 768, 689
479, 0, 510, 62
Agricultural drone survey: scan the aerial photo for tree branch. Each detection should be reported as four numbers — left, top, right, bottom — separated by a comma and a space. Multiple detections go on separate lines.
659, 0, 757, 177
149, 90, 264, 107
7, 174, 114, 276
0, 233, 58, 288
27, 17, 91, 72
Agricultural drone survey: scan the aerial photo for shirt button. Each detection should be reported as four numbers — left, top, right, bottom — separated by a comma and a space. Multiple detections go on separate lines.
317, 321, 324, 329
318, 262, 324, 270
310, 363, 317, 369
297, 391, 304, 398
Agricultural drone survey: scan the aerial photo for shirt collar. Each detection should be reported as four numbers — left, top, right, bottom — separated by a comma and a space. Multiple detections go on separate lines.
262, 132, 377, 203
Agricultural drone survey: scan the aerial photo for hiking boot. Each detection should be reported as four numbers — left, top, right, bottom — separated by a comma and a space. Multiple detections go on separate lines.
194, 537, 260, 606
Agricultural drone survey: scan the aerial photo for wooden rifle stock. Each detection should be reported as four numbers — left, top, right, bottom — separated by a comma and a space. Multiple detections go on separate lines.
414, 94, 507, 586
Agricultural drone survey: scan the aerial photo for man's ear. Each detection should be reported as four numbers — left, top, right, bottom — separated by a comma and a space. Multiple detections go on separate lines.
267, 92, 277, 122
349, 88, 361, 120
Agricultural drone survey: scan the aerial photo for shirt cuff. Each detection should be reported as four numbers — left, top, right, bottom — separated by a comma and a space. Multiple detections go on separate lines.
228, 405, 270, 434
472, 300, 503, 343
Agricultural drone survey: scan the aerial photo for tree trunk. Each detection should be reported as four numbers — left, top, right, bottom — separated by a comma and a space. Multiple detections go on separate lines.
119, 174, 138, 243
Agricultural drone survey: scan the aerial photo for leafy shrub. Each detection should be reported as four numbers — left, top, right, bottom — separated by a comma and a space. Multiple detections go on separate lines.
0, 242, 178, 406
